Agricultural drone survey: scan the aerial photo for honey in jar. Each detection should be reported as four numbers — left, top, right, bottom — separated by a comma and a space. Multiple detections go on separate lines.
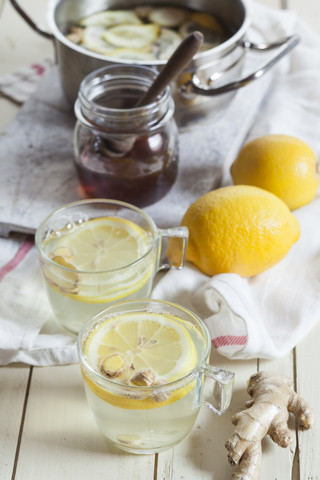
73, 65, 179, 207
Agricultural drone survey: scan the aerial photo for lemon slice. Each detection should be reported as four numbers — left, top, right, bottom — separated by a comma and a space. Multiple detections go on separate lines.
51, 217, 149, 271
83, 312, 199, 409
148, 7, 189, 27
86, 313, 197, 382
81, 26, 114, 55
102, 24, 160, 49
45, 217, 153, 303
154, 28, 183, 60
189, 12, 224, 33
79, 10, 142, 27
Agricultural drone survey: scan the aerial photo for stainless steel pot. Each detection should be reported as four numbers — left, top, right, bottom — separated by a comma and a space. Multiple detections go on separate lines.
10, 0, 299, 124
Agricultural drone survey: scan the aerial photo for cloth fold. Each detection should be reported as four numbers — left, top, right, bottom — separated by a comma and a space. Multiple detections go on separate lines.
0, 59, 53, 104
1, 4, 320, 365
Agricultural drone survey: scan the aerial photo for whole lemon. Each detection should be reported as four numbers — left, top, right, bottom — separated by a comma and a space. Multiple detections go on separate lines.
230, 135, 319, 210
180, 185, 300, 277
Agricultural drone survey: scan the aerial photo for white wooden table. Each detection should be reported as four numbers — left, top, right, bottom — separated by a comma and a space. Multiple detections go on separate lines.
1, 1, 320, 478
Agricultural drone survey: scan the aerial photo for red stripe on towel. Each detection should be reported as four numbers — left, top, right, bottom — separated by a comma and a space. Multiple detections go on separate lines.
0, 237, 34, 283
212, 335, 247, 349
31, 63, 46, 76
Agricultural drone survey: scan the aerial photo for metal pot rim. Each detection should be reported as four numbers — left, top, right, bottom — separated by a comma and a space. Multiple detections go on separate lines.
46, 0, 252, 67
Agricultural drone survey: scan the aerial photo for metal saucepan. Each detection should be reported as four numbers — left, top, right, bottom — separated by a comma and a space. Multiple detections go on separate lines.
10, 0, 299, 124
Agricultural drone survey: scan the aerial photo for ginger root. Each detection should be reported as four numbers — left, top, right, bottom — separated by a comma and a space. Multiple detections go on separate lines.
225, 371, 315, 480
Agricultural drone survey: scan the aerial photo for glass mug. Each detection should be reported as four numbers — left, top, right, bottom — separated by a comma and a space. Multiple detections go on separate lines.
78, 299, 235, 454
35, 199, 188, 334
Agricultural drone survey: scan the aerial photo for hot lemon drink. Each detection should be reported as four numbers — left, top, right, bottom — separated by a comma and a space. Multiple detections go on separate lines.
41, 216, 154, 333
78, 300, 235, 454
36, 200, 188, 334
81, 310, 204, 453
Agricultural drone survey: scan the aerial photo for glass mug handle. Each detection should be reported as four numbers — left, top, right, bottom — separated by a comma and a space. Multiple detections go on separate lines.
157, 226, 189, 270
202, 365, 235, 415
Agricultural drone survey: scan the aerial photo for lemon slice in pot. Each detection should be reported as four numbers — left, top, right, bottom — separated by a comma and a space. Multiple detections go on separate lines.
102, 24, 160, 49
154, 28, 183, 60
81, 26, 114, 55
148, 7, 189, 28
78, 10, 142, 27
189, 12, 224, 33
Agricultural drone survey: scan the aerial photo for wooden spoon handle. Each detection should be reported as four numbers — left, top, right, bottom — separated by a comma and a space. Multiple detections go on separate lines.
136, 31, 204, 107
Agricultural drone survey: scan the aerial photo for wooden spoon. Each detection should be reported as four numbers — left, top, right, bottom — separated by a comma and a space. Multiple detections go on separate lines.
103, 30, 204, 156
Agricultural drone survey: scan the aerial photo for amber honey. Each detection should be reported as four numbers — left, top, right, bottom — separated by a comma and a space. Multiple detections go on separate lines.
75, 132, 178, 207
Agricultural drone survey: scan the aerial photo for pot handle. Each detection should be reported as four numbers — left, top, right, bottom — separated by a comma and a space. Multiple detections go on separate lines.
184, 34, 299, 97
10, 0, 53, 40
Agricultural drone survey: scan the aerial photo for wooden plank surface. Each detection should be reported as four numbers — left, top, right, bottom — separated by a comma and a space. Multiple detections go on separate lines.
295, 320, 320, 479
14, 365, 155, 480
0, 365, 30, 479
4, 346, 317, 479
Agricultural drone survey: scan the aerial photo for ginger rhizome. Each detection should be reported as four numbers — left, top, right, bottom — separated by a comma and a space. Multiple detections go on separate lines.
225, 371, 315, 480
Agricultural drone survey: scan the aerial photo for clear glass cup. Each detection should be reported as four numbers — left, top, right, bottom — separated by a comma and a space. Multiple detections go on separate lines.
78, 299, 235, 454
73, 64, 179, 208
35, 199, 188, 334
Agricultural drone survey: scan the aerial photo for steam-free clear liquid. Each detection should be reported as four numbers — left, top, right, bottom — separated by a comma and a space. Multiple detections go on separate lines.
84, 380, 202, 453
43, 279, 153, 334
81, 312, 206, 453
40, 218, 155, 334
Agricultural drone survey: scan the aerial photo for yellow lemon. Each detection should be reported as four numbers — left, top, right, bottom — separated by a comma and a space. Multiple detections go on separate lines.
83, 312, 198, 409
230, 134, 319, 210
179, 185, 300, 277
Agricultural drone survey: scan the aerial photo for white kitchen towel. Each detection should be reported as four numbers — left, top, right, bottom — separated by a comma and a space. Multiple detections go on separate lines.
0, 3, 320, 365
0, 235, 77, 365
0, 59, 53, 104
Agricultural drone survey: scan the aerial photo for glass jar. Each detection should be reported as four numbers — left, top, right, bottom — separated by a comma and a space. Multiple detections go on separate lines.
73, 65, 179, 208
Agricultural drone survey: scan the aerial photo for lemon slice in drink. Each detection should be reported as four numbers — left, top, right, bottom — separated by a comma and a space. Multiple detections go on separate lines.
52, 217, 149, 271
82, 312, 199, 409
47, 217, 153, 303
